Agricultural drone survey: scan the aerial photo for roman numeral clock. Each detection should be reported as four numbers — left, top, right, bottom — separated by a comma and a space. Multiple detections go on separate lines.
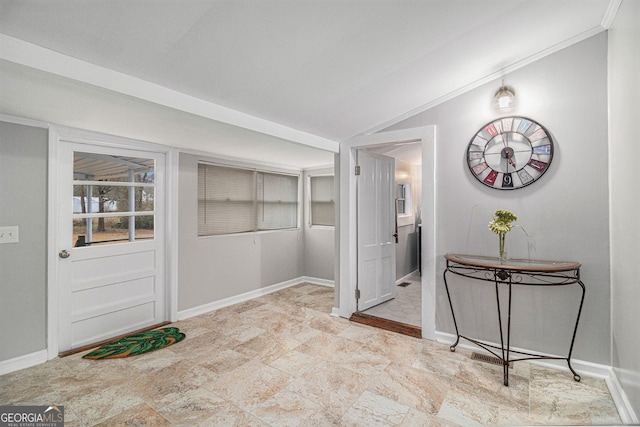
467, 116, 554, 190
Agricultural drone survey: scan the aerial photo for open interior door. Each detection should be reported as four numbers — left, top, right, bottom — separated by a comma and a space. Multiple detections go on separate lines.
356, 149, 397, 311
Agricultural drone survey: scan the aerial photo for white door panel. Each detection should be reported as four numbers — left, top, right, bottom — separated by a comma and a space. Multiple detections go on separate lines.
57, 141, 166, 352
357, 150, 396, 311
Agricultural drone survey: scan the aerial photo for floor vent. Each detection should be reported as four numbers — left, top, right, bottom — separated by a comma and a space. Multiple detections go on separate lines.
470, 352, 512, 368
397, 282, 411, 287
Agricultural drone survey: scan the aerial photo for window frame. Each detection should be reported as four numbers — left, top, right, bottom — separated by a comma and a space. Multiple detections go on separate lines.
308, 174, 335, 228
197, 161, 301, 237
396, 181, 412, 218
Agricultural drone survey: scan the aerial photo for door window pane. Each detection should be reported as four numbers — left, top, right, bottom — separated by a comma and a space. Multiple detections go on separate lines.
73, 215, 154, 247
72, 152, 155, 246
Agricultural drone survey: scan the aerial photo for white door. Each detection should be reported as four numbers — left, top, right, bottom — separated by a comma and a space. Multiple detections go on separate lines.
57, 141, 166, 352
356, 150, 396, 311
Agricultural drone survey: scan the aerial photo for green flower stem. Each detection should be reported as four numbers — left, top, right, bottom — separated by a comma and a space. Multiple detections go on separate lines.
499, 232, 507, 260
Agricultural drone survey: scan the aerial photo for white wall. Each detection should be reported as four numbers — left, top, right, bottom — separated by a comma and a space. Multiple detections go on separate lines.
178, 152, 304, 312
303, 166, 335, 281
609, 0, 640, 415
386, 33, 610, 364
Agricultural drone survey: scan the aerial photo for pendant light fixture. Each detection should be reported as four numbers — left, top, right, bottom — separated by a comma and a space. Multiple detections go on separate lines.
494, 79, 516, 111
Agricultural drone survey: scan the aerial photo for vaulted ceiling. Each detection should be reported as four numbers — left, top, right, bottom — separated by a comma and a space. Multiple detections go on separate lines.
0, 0, 614, 167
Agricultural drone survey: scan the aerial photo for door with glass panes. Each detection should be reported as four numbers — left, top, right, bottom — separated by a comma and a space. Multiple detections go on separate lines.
56, 141, 165, 353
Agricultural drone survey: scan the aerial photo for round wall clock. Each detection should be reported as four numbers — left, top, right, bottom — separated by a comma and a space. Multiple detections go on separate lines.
466, 116, 554, 190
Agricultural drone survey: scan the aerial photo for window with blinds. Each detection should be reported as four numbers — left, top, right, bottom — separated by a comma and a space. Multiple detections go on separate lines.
198, 163, 299, 236
309, 175, 335, 227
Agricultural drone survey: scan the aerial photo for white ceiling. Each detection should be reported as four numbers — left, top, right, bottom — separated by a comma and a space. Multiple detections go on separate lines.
0, 0, 614, 168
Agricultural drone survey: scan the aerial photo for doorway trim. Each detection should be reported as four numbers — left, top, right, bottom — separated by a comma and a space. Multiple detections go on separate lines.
46, 126, 177, 359
338, 126, 436, 340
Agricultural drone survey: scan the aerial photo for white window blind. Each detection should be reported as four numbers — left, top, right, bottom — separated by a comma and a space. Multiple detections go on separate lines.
198, 163, 299, 236
257, 172, 298, 230
310, 175, 335, 227
198, 163, 256, 235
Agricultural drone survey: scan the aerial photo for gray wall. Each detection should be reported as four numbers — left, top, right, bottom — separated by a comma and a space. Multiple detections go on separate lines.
178, 153, 305, 312
609, 0, 640, 414
303, 167, 335, 281
386, 33, 611, 364
0, 121, 48, 361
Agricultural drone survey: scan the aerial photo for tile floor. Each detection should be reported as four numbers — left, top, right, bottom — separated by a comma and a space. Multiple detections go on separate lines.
363, 272, 422, 327
0, 283, 622, 426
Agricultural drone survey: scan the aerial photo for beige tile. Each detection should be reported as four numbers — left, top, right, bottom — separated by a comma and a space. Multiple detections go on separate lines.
95, 402, 171, 426
332, 344, 391, 377
368, 362, 450, 415
0, 384, 61, 407
233, 330, 302, 364
269, 349, 319, 377
252, 389, 343, 426
342, 390, 411, 427
202, 402, 269, 426
197, 348, 252, 377
297, 330, 391, 377
166, 329, 242, 361
0, 284, 622, 427
337, 324, 380, 341
126, 345, 186, 374
529, 375, 621, 425
66, 383, 145, 426
61, 407, 85, 427
451, 360, 531, 411
286, 358, 370, 413
206, 358, 293, 412
399, 408, 461, 427
129, 359, 209, 408
297, 331, 364, 363
358, 330, 424, 365
306, 315, 352, 335
411, 341, 468, 377
156, 388, 228, 425
437, 392, 501, 427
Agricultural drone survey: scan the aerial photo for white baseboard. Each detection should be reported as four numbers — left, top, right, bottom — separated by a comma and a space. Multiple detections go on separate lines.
299, 276, 335, 288
606, 366, 639, 424
397, 270, 419, 284
177, 276, 333, 321
330, 307, 341, 317
435, 331, 640, 423
0, 350, 48, 376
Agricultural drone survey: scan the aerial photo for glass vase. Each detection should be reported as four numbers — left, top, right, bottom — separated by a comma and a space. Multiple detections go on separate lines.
498, 232, 507, 260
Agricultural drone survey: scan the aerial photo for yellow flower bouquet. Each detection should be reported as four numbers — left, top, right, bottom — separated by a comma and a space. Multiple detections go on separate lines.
488, 209, 518, 259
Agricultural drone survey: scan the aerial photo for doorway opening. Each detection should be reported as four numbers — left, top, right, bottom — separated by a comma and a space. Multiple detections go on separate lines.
351, 140, 423, 337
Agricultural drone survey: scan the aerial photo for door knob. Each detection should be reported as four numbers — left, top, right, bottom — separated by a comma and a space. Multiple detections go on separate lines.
59, 249, 71, 259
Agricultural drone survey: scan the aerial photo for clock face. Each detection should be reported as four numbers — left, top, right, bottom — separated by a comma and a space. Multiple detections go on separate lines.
466, 116, 554, 190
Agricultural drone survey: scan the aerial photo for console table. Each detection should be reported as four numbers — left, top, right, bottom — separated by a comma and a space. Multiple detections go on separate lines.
443, 253, 585, 386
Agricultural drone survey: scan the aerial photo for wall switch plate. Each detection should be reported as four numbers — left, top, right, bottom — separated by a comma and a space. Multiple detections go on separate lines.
0, 226, 19, 244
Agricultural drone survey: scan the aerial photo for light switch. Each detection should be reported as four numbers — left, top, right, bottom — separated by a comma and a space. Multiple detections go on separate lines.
0, 226, 19, 244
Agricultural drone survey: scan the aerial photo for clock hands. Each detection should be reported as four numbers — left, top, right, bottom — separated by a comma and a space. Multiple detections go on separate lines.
501, 132, 517, 171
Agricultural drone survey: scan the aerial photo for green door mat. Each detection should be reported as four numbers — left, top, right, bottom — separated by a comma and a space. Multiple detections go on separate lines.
83, 327, 186, 359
